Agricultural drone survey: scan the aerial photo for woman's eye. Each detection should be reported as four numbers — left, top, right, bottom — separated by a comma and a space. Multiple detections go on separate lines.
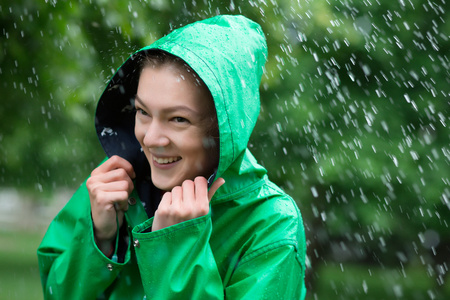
137, 108, 149, 116
173, 117, 189, 123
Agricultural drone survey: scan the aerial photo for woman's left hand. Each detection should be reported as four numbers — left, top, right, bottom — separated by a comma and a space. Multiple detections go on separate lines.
152, 176, 225, 232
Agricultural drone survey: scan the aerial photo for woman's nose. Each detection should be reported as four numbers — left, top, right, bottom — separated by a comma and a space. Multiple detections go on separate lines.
142, 121, 170, 148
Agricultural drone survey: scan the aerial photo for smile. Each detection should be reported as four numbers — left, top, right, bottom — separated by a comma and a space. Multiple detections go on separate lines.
153, 156, 182, 164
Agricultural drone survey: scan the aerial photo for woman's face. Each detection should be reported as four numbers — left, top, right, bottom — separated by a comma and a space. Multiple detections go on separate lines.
134, 65, 218, 191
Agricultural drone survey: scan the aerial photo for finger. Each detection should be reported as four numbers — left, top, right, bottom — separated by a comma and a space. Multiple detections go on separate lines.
92, 155, 136, 179
109, 155, 136, 179
182, 180, 195, 203
171, 186, 182, 205
87, 176, 133, 204
159, 191, 172, 209
114, 198, 129, 212
95, 190, 129, 207
194, 177, 208, 201
100, 168, 137, 182
194, 177, 210, 217
96, 180, 134, 194
208, 177, 225, 201
90, 169, 134, 194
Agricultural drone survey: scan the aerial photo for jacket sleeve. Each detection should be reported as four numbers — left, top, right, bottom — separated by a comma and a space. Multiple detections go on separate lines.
225, 242, 306, 299
132, 213, 306, 299
37, 181, 130, 299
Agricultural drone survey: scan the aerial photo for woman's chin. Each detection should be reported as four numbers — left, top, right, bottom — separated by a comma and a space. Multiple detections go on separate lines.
151, 175, 179, 192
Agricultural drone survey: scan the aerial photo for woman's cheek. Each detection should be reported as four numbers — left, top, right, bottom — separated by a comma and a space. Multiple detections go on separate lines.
134, 120, 145, 143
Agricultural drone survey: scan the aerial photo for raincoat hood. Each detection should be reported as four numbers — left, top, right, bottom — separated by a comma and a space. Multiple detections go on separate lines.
95, 15, 268, 196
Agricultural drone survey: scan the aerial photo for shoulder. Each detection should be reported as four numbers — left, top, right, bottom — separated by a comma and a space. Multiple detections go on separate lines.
254, 179, 303, 236
210, 176, 306, 270
237, 179, 307, 264
213, 176, 304, 242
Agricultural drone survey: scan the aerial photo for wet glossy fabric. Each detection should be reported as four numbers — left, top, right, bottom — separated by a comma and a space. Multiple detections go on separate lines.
38, 15, 306, 299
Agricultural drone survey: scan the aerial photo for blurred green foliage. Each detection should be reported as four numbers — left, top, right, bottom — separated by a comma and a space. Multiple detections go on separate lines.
1, 0, 448, 299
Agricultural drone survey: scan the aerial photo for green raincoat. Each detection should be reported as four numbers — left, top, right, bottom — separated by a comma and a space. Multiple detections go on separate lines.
38, 15, 307, 299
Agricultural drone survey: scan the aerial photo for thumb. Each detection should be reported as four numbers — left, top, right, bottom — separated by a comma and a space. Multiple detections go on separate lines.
208, 177, 225, 201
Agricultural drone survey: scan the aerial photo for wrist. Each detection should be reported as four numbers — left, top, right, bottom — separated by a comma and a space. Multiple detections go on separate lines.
95, 235, 115, 257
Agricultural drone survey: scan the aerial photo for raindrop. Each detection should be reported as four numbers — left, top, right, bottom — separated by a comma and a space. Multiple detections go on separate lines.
381, 120, 389, 133
312, 52, 319, 62
361, 64, 371, 76
404, 93, 411, 103
229, 0, 235, 11
355, 15, 372, 36
410, 151, 419, 160
420, 230, 440, 249
275, 122, 282, 132
311, 186, 319, 198
396, 251, 408, 263
393, 285, 403, 297
362, 280, 368, 293
348, 72, 355, 82
297, 32, 307, 42
391, 155, 398, 167
320, 211, 326, 222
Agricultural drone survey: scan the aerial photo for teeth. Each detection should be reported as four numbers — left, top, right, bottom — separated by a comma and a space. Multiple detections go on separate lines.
153, 156, 181, 164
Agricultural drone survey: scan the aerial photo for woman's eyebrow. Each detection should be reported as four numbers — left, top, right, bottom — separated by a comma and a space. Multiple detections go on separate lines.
134, 94, 199, 115
164, 106, 198, 115
134, 94, 146, 107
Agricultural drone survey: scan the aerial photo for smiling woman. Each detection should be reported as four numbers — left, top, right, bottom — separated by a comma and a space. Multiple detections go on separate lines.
37, 15, 307, 299
134, 52, 219, 192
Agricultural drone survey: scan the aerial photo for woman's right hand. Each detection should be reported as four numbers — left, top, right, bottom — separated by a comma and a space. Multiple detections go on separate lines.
86, 155, 136, 253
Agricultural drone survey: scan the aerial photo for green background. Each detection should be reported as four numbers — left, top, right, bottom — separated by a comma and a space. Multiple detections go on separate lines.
1, 0, 448, 299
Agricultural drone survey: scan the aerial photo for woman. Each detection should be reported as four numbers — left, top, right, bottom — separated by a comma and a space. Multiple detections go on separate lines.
38, 15, 307, 299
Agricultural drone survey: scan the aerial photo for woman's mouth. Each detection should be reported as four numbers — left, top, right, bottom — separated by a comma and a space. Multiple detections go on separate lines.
152, 156, 182, 164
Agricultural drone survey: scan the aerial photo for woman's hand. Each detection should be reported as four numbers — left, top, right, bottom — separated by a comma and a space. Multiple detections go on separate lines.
152, 176, 225, 232
86, 156, 135, 253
